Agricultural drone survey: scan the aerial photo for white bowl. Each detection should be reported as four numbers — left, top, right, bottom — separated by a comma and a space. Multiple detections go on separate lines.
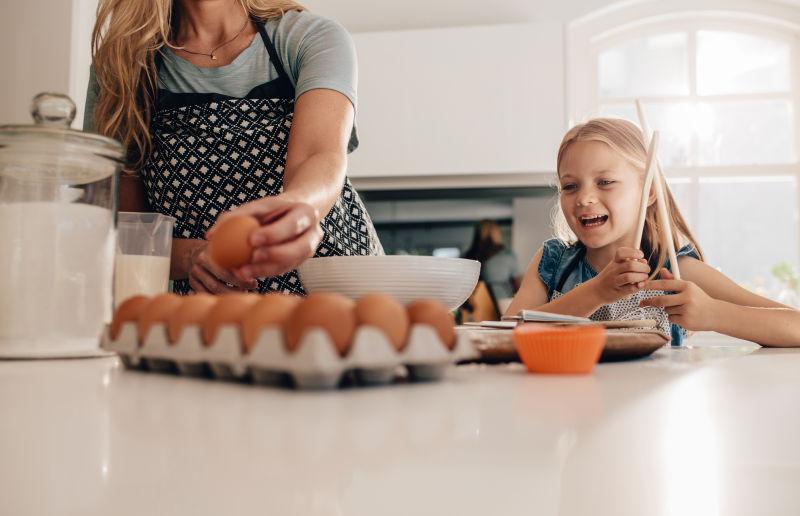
297, 255, 480, 310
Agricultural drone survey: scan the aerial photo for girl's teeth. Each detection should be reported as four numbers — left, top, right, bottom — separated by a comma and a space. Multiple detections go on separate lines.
580, 215, 608, 227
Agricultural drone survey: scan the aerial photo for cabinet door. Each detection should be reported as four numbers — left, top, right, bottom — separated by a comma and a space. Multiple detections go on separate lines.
350, 22, 565, 178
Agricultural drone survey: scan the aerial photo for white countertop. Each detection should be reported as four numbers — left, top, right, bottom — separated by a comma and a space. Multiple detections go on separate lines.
1, 334, 799, 516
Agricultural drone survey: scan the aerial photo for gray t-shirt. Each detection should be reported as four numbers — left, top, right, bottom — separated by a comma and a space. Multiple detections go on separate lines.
83, 10, 358, 148
482, 248, 522, 300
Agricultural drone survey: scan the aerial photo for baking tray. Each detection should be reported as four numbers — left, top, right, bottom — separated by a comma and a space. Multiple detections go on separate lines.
457, 326, 669, 364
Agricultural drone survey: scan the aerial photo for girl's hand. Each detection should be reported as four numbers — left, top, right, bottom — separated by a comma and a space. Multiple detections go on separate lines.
209, 196, 324, 281
591, 247, 651, 304
639, 268, 721, 331
186, 242, 258, 294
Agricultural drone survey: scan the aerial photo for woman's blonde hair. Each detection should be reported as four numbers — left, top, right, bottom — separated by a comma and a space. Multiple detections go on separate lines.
91, 0, 305, 169
553, 118, 704, 278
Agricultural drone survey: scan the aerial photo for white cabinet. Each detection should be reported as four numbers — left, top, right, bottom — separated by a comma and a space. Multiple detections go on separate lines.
349, 22, 565, 179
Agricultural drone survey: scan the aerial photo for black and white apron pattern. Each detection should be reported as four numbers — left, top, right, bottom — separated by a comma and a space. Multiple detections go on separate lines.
141, 21, 383, 295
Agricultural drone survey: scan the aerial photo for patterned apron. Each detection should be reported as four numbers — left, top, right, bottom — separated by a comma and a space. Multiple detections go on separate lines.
141, 21, 383, 295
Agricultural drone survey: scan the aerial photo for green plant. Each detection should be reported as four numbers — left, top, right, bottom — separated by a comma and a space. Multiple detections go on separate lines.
771, 261, 800, 292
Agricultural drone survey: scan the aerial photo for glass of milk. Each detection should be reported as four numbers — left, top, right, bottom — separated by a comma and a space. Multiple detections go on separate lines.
115, 212, 175, 307
0, 93, 123, 357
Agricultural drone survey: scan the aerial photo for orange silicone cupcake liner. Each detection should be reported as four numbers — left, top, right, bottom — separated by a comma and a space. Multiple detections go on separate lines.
513, 323, 606, 374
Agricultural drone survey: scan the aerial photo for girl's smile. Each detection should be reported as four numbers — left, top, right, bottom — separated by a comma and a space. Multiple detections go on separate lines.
559, 140, 647, 258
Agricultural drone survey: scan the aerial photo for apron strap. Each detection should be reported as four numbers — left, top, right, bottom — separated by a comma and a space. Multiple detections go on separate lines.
255, 19, 295, 95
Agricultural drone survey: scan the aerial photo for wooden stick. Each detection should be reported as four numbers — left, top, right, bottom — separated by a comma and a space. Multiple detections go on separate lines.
634, 131, 659, 250
635, 100, 682, 280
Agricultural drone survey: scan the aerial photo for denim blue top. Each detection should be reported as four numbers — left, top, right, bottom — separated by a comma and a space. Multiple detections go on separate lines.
538, 238, 701, 345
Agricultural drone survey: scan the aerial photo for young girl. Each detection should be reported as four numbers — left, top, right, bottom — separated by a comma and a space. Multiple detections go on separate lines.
506, 118, 800, 347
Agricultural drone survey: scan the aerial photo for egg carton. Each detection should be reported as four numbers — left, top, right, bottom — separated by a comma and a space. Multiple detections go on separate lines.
101, 323, 477, 389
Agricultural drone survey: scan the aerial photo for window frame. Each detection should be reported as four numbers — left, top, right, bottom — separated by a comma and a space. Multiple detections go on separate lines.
567, 6, 800, 287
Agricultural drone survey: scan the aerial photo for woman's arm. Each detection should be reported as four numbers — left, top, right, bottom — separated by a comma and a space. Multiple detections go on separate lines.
642, 257, 800, 347
281, 88, 353, 216
215, 89, 353, 280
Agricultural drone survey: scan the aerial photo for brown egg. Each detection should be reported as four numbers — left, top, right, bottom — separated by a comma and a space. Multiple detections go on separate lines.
111, 295, 150, 340
355, 293, 409, 350
284, 293, 356, 356
201, 293, 260, 347
138, 293, 183, 343
407, 299, 456, 349
167, 293, 218, 344
241, 293, 302, 353
208, 215, 259, 269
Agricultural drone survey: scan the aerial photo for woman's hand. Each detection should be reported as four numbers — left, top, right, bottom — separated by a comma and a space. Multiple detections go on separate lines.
184, 241, 258, 294
590, 247, 651, 304
639, 268, 721, 331
209, 196, 324, 281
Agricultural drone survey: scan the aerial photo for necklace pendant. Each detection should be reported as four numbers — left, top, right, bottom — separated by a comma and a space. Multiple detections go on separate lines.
211, 53, 217, 61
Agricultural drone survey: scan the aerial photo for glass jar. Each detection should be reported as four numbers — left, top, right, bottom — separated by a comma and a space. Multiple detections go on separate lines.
0, 93, 124, 357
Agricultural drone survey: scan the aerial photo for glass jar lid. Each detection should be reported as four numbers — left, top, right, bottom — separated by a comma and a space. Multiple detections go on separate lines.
0, 93, 125, 184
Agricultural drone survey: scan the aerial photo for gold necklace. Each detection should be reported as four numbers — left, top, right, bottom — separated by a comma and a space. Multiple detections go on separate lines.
176, 15, 250, 61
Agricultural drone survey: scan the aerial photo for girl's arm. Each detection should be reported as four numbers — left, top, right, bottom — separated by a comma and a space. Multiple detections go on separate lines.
642, 257, 800, 347
505, 247, 650, 318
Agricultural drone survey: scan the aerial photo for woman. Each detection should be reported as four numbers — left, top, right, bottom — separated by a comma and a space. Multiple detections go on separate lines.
85, 0, 382, 295
464, 220, 522, 302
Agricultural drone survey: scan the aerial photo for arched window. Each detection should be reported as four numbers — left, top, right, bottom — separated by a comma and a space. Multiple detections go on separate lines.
568, 4, 800, 298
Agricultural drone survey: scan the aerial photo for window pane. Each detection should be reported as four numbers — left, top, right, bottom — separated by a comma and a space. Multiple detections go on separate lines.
599, 102, 693, 167
665, 177, 694, 225
601, 100, 796, 167
696, 176, 799, 297
695, 100, 795, 165
697, 31, 791, 96
598, 33, 689, 98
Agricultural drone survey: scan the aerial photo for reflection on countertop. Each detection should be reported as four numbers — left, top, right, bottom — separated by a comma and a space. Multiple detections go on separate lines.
1, 334, 797, 516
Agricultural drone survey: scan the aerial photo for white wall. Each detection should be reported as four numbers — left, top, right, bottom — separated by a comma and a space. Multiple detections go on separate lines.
304, 0, 623, 32
0, 1, 73, 125
349, 22, 565, 179
512, 195, 557, 269
305, 0, 800, 32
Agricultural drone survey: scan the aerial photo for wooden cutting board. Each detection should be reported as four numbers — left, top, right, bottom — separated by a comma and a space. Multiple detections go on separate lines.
457, 324, 668, 363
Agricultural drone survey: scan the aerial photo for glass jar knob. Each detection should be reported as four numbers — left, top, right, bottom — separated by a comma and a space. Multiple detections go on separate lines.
30, 92, 77, 128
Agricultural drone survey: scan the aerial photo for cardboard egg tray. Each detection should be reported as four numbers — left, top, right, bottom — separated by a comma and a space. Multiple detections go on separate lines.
101, 322, 478, 389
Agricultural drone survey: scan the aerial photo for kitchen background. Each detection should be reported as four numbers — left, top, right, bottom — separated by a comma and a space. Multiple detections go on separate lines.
3, 0, 800, 302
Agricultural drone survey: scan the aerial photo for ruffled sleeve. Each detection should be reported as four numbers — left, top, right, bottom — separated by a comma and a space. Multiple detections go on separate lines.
537, 238, 569, 294
665, 244, 701, 273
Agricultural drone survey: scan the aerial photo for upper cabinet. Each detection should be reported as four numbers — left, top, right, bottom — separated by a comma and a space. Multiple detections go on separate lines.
349, 22, 566, 180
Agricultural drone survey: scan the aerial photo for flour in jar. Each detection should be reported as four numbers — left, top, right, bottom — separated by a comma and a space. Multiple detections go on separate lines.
0, 202, 115, 355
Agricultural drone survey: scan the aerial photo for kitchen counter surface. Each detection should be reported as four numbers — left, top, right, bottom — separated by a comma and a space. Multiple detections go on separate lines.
1, 334, 799, 516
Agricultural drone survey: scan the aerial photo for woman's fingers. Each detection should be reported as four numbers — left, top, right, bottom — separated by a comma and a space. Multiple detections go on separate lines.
196, 249, 257, 290
239, 225, 322, 279
192, 263, 243, 294
206, 198, 292, 239
188, 276, 210, 294
250, 204, 319, 247
202, 255, 257, 290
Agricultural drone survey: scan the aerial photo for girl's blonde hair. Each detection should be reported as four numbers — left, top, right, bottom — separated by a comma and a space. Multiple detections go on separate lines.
91, 0, 305, 169
553, 118, 704, 278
